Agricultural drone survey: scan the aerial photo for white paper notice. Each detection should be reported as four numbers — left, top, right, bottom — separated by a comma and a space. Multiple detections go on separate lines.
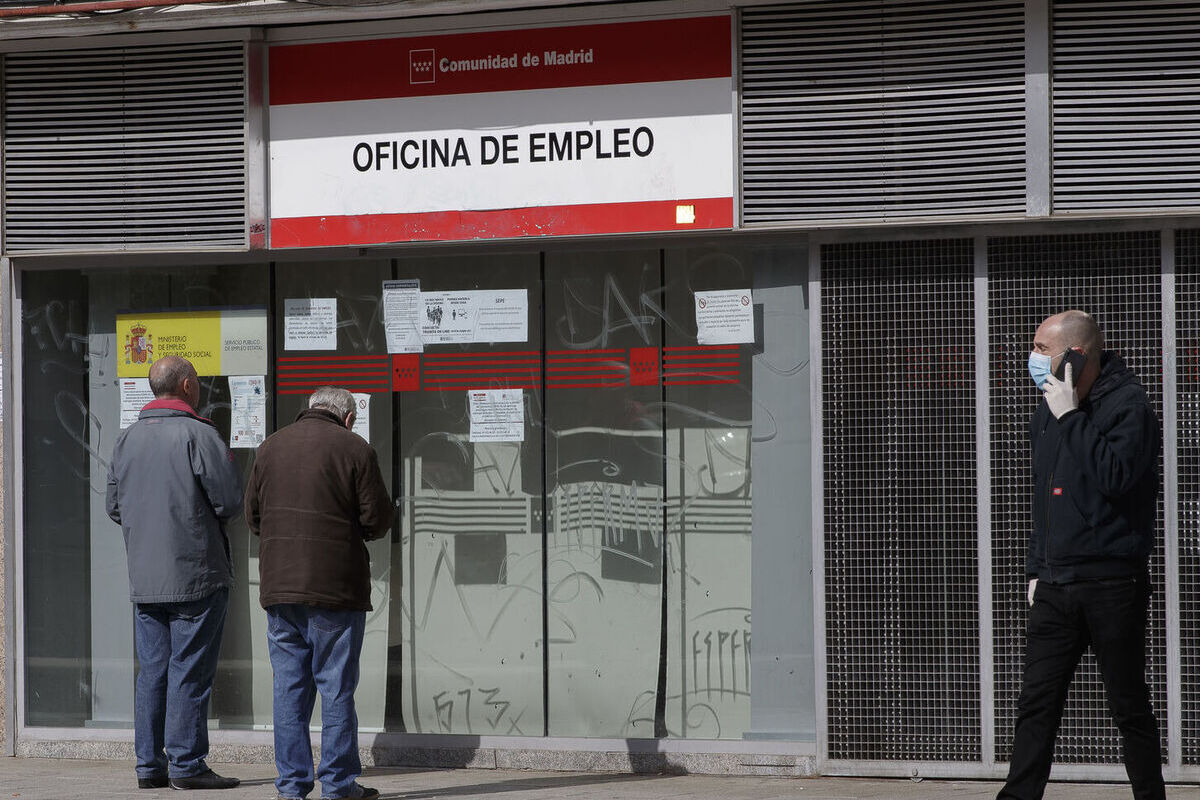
119, 378, 155, 429
421, 292, 477, 344
421, 289, 527, 344
351, 393, 371, 443
695, 289, 755, 345
284, 297, 337, 350
468, 389, 525, 442
475, 289, 528, 343
382, 279, 423, 353
229, 375, 267, 449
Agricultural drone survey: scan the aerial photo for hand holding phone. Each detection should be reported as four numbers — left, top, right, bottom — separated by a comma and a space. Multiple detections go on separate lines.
1045, 348, 1084, 419
1054, 348, 1087, 384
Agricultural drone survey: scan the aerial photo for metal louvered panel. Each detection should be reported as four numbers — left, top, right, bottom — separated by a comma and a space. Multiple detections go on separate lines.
822, 240, 980, 761
988, 232, 1167, 765
741, 1, 1026, 224
3, 41, 248, 252
1053, 1, 1200, 212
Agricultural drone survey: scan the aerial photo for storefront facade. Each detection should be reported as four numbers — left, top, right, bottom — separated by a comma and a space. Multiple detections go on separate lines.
4, 0, 1200, 783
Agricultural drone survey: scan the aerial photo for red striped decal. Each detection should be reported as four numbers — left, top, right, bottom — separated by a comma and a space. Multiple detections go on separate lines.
546, 382, 627, 389
415, 349, 540, 392
420, 379, 537, 383
425, 351, 542, 357
547, 365, 626, 373
278, 379, 390, 387
424, 385, 541, 394
663, 354, 741, 362
426, 367, 542, 375
424, 380, 540, 390
278, 354, 387, 361
422, 358, 541, 366
272, 371, 391, 378
281, 347, 748, 393
663, 370, 739, 378
271, 198, 733, 248
546, 348, 626, 389
277, 354, 392, 394
661, 344, 742, 385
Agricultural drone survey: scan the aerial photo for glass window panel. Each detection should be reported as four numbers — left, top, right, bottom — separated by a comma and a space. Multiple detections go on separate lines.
662, 247, 755, 740
22, 270, 92, 726
21, 265, 270, 728
544, 249, 666, 738
392, 253, 544, 737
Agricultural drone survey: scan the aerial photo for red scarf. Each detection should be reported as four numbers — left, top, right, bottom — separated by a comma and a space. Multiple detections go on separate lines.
141, 398, 214, 424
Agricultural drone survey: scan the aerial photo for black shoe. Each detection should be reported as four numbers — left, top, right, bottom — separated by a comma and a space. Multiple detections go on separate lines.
322, 783, 379, 800
169, 769, 240, 790
138, 776, 169, 789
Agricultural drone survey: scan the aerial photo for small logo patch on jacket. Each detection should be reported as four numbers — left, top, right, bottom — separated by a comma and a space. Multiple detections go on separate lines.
1053, 487, 1063, 496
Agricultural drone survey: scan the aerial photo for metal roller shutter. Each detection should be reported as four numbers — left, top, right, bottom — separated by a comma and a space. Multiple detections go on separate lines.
1052, 1, 1200, 213
741, 1, 1025, 224
821, 239, 980, 760
2, 40, 248, 252
987, 232, 1167, 764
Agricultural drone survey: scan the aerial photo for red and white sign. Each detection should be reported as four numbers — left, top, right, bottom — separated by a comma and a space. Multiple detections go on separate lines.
268, 16, 733, 247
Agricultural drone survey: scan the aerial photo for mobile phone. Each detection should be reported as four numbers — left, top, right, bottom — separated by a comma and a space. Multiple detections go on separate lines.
1054, 348, 1087, 382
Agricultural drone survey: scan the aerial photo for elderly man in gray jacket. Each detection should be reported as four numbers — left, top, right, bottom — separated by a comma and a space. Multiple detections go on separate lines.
106, 355, 243, 791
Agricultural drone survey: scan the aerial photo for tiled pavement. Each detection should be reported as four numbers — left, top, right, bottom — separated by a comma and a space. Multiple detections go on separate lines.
2, 757, 1195, 800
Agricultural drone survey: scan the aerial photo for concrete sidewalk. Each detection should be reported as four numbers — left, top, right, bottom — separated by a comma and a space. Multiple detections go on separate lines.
1, 758, 1194, 800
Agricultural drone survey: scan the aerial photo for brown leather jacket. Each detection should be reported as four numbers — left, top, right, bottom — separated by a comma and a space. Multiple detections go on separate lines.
245, 407, 394, 611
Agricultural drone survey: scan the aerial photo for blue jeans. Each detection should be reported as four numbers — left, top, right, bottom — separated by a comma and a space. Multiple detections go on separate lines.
267, 604, 366, 800
133, 587, 229, 780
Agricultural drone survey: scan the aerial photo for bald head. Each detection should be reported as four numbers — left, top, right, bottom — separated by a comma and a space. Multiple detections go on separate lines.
1044, 310, 1104, 354
148, 356, 200, 410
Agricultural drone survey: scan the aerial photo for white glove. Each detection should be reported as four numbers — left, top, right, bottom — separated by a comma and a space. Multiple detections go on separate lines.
1043, 362, 1078, 419
1028, 578, 1038, 607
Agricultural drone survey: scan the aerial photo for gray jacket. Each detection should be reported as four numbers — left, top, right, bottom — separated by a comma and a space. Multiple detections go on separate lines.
106, 403, 243, 603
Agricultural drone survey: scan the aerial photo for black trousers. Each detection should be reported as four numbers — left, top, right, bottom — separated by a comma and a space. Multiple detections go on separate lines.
998, 576, 1165, 800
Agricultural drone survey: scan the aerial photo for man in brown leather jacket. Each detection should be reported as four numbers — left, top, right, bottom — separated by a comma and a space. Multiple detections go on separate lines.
245, 386, 393, 800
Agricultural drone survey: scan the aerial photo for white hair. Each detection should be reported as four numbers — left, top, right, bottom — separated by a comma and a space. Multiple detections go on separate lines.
308, 386, 355, 420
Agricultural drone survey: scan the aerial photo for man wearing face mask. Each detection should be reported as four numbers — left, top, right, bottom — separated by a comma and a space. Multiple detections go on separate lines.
998, 310, 1164, 800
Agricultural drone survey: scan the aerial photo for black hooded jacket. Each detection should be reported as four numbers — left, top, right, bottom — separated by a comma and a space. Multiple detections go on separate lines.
1027, 351, 1160, 583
